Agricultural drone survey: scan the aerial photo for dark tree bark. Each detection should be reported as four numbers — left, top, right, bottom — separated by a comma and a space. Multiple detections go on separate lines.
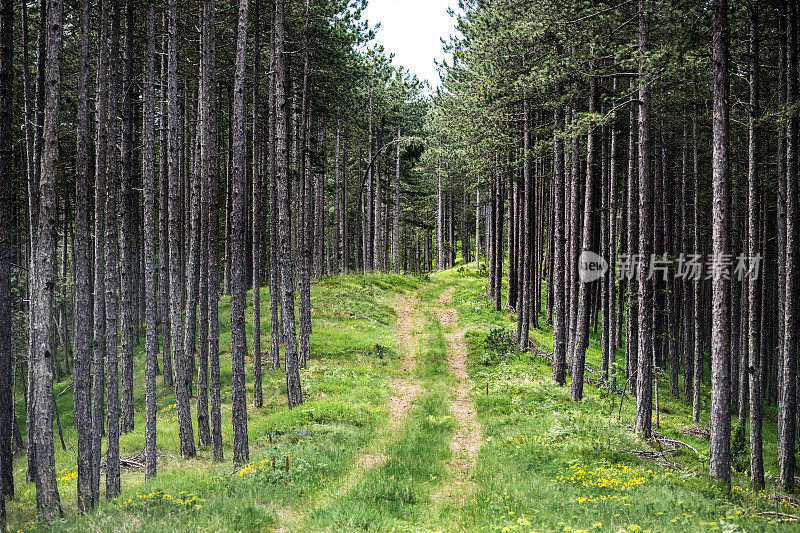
315, 123, 325, 277
748, 1, 764, 489
252, 0, 263, 409
119, 0, 135, 435
168, 0, 196, 459
570, 74, 599, 402
393, 127, 401, 271
269, 8, 281, 371
73, 0, 93, 509
204, 0, 222, 462
104, 0, 122, 499
91, 0, 110, 502
276, 0, 303, 409
143, 1, 158, 480
692, 99, 703, 424
437, 157, 444, 270
182, 86, 202, 457
518, 100, 532, 350
606, 80, 619, 388
709, 0, 732, 485
231, 0, 251, 466
681, 120, 694, 404
0, 0, 12, 507
552, 96, 567, 386
32, 0, 64, 517
158, 15, 173, 388
635, 0, 654, 439
626, 79, 639, 397
780, 0, 798, 491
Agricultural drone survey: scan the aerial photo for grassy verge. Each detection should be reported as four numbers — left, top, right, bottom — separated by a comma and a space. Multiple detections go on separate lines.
436, 262, 796, 533
8, 273, 416, 532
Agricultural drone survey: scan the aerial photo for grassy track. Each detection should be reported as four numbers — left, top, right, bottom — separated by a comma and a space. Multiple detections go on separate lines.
7, 266, 800, 532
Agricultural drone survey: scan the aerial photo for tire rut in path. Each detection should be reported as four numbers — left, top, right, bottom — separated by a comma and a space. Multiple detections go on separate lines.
274, 293, 422, 532
433, 287, 482, 507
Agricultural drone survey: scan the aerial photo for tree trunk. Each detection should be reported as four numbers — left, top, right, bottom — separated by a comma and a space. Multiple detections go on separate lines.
269, 8, 281, 371
626, 79, 639, 397
635, 0, 654, 439
91, 0, 110, 502
780, 0, 798, 491
552, 95, 567, 386
518, 100, 532, 350
119, 0, 135, 436
275, 0, 303, 409
204, 0, 222, 462
158, 14, 173, 387
72, 0, 92, 509
748, 1, 764, 489
251, 0, 263, 409
709, 0, 732, 485
143, 2, 158, 480
104, 0, 122, 498
231, 0, 251, 466
168, 0, 196, 460
393, 127, 401, 271
32, 0, 64, 516
570, 73, 598, 402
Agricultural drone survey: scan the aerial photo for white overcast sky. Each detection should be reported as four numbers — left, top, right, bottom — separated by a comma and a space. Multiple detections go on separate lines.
361, 0, 461, 89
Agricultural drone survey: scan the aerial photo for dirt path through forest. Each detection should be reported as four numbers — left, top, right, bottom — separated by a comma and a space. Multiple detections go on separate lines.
433, 287, 482, 507
275, 293, 422, 532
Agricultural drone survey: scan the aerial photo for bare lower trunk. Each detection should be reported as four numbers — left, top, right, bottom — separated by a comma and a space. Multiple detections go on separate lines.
635, 0, 654, 439
32, 0, 64, 516
168, 0, 196, 459
142, 3, 158, 480
275, 0, 303, 409
231, 0, 251, 466
72, 0, 92, 508
748, 2, 764, 489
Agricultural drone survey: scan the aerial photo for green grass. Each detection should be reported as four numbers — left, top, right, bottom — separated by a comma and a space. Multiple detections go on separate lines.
436, 261, 798, 532
306, 317, 455, 531
7, 273, 417, 532
8, 261, 800, 532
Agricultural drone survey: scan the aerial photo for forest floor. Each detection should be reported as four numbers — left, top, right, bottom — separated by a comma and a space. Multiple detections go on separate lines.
6, 264, 800, 532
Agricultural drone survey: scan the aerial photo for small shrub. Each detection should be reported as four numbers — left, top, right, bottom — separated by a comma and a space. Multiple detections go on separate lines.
481, 327, 517, 365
